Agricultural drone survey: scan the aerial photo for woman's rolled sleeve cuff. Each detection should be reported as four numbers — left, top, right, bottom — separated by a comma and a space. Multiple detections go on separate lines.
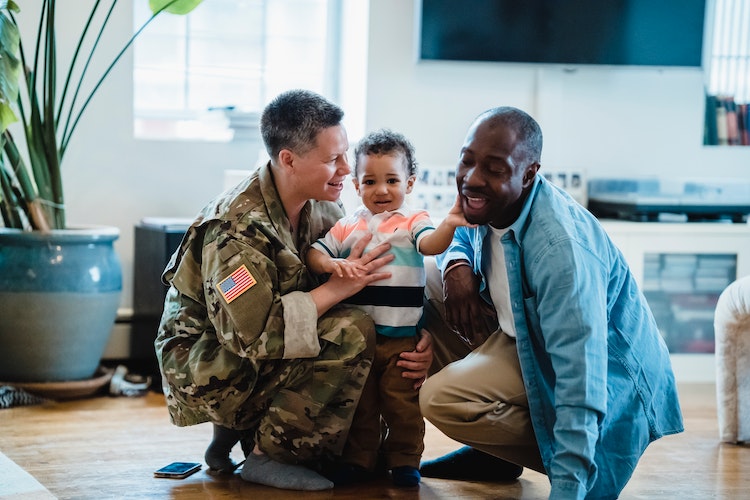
280, 291, 321, 359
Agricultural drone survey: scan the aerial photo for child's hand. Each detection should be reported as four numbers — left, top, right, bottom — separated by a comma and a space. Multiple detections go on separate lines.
443, 196, 477, 229
325, 258, 367, 278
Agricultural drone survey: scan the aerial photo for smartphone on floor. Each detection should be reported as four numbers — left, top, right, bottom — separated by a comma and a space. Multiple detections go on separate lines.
154, 461, 202, 479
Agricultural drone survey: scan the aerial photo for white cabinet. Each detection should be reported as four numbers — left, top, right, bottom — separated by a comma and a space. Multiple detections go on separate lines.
601, 220, 750, 382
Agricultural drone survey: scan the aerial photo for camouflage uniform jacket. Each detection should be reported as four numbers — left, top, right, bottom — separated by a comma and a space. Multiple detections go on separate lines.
156, 163, 346, 428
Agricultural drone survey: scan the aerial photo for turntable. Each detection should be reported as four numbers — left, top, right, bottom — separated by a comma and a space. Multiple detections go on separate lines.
587, 178, 750, 223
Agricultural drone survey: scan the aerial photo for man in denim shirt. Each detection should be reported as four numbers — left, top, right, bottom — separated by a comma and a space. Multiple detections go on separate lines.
418, 106, 683, 499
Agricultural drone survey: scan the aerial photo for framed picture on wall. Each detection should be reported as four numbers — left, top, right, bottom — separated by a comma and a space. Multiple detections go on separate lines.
410, 165, 457, 220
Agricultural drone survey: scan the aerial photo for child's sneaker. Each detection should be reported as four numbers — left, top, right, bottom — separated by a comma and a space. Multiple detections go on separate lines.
391, 466, 421, 487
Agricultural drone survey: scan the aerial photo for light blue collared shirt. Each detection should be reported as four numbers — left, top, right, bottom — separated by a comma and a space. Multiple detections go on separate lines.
438, 175, 683, 499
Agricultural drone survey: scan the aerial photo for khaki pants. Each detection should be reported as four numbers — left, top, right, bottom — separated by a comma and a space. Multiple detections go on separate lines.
343, 334, 425, 470
419, 258, 546, 473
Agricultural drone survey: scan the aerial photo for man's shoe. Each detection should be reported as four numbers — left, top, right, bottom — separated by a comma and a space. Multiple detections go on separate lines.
419, 446, 523, 481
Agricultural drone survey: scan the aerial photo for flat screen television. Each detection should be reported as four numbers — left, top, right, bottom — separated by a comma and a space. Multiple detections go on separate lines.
418, 0, 707, 68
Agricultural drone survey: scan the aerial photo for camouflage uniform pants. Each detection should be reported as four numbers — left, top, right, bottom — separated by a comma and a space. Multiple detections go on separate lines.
250, 306, 375, 463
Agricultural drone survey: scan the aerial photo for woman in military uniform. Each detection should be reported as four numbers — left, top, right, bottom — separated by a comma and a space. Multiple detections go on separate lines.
155, 89, 432, 491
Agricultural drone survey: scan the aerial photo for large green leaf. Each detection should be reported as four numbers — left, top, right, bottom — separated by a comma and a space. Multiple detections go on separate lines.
149, 0, 204, 16
0, 0, 21, 133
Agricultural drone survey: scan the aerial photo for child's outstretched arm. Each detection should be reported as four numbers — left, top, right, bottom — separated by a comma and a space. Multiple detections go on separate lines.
307, 247, 366, 278
418, 196, 476, 256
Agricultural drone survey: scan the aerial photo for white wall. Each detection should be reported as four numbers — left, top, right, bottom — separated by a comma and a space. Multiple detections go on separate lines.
366, 1, 750, 180
12, 0, 750, 316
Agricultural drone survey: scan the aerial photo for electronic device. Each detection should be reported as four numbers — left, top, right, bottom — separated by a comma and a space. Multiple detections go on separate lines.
587, 178, 750, 222
154, 461, 202, 479
131, 218, 191, 384
418, 0, 706, 68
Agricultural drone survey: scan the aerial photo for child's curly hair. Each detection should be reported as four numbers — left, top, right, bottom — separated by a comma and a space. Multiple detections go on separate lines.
353, 129, 417, 177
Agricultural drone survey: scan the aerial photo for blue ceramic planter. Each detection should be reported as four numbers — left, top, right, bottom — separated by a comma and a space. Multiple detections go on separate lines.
0, 226, 122, 382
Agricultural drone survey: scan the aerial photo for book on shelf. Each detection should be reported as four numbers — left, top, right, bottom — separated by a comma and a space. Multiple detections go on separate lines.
704, 94, 718, 145
739, 103, 749, 145
716, 99, 728, 145
725, 97, 741, 145
705, 94, 750, 146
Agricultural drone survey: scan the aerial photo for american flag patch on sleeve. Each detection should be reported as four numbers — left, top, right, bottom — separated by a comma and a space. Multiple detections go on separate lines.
217, 264, 256, 303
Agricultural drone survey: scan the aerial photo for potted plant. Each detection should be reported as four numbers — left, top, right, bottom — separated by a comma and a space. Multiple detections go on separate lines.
0, 0, 203, 383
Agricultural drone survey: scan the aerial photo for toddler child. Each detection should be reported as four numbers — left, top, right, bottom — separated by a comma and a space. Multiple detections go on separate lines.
307, 129, 472, 487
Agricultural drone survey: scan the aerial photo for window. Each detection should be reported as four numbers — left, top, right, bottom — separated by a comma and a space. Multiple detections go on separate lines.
133, 0, 341, 141
705, 0, 750, 102
704, 0, 750, 145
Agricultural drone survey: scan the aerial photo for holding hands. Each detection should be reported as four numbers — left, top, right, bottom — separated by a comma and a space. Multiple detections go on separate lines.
322, 232, 394, 294
308, 232, 394, 316
319, 257, 367, 278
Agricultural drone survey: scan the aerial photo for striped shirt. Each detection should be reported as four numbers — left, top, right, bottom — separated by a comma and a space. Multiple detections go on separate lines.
311, 204, 435, 337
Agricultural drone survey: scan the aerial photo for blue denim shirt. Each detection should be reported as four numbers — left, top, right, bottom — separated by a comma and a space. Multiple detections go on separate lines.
439, 176, 683, 499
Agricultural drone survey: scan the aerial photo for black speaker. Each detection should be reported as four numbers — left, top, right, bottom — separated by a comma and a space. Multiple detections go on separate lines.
131, 218, 191, 373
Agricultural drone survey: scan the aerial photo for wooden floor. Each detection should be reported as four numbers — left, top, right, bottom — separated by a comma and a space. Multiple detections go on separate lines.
0, 382, 747, 499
